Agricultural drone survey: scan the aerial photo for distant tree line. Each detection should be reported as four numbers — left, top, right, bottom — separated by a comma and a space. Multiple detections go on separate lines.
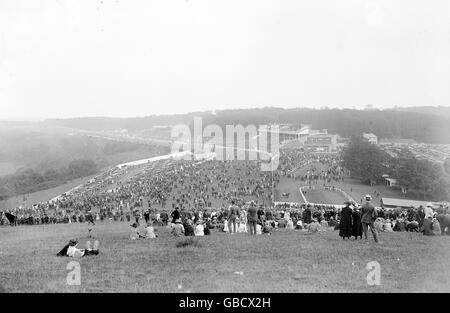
45, 107, 450, 143
342, 136, 450, 201
0, 159, 98, 201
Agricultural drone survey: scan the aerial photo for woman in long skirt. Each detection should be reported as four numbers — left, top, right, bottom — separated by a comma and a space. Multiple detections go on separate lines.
339, 201, 353, 240
352, 207, 363, 240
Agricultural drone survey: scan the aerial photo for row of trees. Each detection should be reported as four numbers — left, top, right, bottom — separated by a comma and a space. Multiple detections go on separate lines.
342, 136, 450, 201
0, 159, 98, 201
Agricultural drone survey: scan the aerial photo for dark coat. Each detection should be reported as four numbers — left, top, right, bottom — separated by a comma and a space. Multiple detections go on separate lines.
171, 210, 180, 223
303, 208, 312, 224
184, 224, 195, 236
352, 210, 362, 237
339, 206, 353, 238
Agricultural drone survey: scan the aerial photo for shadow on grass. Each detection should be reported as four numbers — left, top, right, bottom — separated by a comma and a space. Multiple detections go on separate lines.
176, 237, 202, 248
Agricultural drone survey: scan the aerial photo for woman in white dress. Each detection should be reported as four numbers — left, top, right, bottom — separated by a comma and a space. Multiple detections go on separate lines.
286, 218, 294, 230
237, 218, 248, 233
194, 221, 205, 236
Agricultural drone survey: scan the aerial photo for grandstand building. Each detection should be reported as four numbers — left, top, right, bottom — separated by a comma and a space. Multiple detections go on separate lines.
260, 124, 339, 152
259, 124, 310, 143
304, 129, 338, 153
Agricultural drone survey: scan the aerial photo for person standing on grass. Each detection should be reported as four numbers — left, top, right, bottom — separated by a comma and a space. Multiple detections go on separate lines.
352, 206, 363, 240
247, 201, 258, 235
228, 200, 239, 234
422, 203, 435, 236
360, 195, 379, 243
339, 201, 353, 240
144, 209, 150, 224
171, 207, 180, 224
303, 204, 312, 224
133, 208, 141, 226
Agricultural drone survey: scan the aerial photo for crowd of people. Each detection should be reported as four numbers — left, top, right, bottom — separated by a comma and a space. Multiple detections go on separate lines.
1, 149, 449, 243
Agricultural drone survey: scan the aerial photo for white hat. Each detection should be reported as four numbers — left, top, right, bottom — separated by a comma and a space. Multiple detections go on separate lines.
365, 195, 372, 200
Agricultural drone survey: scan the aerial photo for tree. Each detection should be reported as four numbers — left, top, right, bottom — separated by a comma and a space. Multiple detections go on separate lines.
341, 136, 391, 184
394, 156, 450, 201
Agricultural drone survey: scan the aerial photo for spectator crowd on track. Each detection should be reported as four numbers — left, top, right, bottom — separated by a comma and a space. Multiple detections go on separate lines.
1, 149, 449, 240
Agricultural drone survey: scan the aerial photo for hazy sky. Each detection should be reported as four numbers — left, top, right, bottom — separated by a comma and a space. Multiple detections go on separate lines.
1, 0, 449, 119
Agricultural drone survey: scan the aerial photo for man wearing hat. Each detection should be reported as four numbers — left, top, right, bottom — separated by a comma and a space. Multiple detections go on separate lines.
360, 195, 379, 243
171, 207, 180, 224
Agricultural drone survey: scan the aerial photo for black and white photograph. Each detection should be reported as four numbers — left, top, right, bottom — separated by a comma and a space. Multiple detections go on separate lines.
1, 0, 450, 297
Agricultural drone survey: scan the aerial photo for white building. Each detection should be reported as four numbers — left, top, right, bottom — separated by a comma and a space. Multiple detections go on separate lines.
363, 133, 378, 145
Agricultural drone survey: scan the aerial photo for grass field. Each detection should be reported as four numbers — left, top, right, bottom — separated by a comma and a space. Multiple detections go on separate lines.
1, 222, 449, 293
274, 176, 405, 205
302, 189, 348, 204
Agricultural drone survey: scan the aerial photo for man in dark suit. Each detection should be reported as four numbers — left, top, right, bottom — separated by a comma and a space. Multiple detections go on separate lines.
171, 207, 180, 224
360, 195, 379, 243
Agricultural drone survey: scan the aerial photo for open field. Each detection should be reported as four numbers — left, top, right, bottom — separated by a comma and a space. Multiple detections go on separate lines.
274, 176, 405, 205
302, 189, 347, 204
1, 222, 449, 292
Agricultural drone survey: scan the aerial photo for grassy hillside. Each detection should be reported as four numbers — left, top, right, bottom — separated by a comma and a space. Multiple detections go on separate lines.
0, 126, 169, 200
0, 222, 449, 292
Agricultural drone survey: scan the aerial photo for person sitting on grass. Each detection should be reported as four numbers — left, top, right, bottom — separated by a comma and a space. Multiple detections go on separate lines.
171, 219, 185, 236
204, 222, 211, 235
237, 218, 248, 233
295, 220, 303, 230
406, 220, 420, 232
320, 219, 329, 228
286, 218, 294, 230
57, 239, 99, 257
142, 222, 157, 239
432, 217, 442, 236
256, 222, 263, 235
262, 221, 273, 235
194, 220, 205, 236
184, 219, 195, 236
393, 218, 406, 232
130, 223, 145, 240
383, 219, 393, 232
307, 219, 320, 233
374, 218, 384, 232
